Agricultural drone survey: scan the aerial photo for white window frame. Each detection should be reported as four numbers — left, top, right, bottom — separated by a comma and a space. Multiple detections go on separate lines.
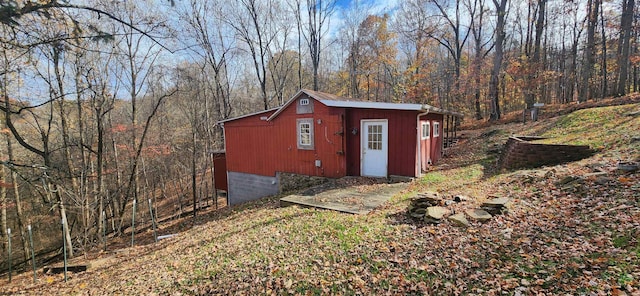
299, 98, 310, 105
421, 122, 430, 139
433, 122, 440, 137
297, 118, 314, 150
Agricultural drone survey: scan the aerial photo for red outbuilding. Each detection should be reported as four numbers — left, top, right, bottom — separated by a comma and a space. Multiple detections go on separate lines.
218, 89, 462, 204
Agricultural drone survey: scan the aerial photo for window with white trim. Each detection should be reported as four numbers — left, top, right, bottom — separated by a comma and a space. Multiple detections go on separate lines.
421, 122, 430, 139
433, 122, 440, 137
297, 118, 314, 149
367, 124, 383, 150
299, 98, 310, 105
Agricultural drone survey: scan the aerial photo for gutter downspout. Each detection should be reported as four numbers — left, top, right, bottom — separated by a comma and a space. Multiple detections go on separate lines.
416, 110, 429, 177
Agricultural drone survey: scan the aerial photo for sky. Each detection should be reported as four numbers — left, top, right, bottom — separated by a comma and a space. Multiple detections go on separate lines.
335, 0, 399, 12
12, 0, 403, 104
327, 0, 400, 38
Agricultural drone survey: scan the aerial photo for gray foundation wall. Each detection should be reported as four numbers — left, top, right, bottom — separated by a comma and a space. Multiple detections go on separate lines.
227, 171, 279, 205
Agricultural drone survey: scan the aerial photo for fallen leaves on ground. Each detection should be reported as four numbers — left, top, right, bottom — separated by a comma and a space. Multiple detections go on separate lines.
3, 104, 639, 295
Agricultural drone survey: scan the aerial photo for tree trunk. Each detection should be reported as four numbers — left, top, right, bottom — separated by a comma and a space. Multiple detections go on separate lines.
525, 0, 546, 109
600, 0, 608, 99
191, 130, 197, 222
54, 184, 74, 258
1, 165, 7, 252
472, 0, 486, 120
5, 131, 29, 261
95, 105, 107, 246
489, 0, 507, 121
580, 0, 599, 102
616, 0, 635, 96
108, 113, 121, 232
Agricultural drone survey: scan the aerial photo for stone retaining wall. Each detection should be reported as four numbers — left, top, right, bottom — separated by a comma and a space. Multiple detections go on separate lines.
500, 136, 595, 169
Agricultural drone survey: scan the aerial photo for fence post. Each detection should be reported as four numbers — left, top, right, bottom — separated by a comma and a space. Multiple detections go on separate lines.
28, 225, 36, 283
102, 211, 107, 251
148, 199, 158, 242
131, 199, 137, 247
7, 228, 11, 283
62, 219, 67, 282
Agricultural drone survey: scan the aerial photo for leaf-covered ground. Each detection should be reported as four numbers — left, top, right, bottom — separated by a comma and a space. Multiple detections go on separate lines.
3, 103, 639, 295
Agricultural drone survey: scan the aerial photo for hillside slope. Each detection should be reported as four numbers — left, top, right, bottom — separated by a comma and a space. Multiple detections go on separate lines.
3, 103, 639, 295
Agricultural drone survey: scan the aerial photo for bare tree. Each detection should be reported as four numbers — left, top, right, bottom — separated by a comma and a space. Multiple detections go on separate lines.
616, 0, 635, 96
225, 0, 281, 110
180, 0, 234, 123
339, 1, 369, 98
579, 0, 599, 102
81, 46, 118, 247
102, 1, 173, 233
427, 0, 474, 90
488, 0, 507, 120
467, 0, 492, 119
303, 0, 337, 91
0, 28, 29, 261
523, 0, 546, 109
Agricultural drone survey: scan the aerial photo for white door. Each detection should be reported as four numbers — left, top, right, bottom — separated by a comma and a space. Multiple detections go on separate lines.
361, 120, 388, 177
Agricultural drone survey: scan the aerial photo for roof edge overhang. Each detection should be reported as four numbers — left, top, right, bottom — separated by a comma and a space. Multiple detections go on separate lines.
224, 89, 463, 124
217, 107, 280, 125
266, 89, 311, 121
320, 100, 464, 117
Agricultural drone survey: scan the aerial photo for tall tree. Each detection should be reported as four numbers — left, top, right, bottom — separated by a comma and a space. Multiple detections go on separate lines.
427, 0, 473, 92
580, 0, 599, 102
349, 14, 398, 102
616, 0, 635, 96
524, 0, 546, 109
304, 0, 337, 91
396, 0, 436, 103
180, 0, 234, 146
467, 0, 491, 119
339, 1, 369, 98
226, 0, 281, 110
174, 64, 206, 221
488, 0, 507, 120
107, 1, 171, 233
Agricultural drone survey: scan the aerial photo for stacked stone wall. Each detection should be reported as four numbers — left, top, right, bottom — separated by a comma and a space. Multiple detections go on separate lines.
500, 136, 594, 169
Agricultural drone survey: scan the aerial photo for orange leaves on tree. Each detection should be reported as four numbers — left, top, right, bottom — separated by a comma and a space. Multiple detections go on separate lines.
0, 180, 14, 188
110, 124, 130, 133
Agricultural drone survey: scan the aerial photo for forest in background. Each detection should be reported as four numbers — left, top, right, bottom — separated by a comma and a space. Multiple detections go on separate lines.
0, 0, 637, 270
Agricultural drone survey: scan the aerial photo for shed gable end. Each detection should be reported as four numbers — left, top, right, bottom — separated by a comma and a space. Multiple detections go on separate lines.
296, 95, 314, 114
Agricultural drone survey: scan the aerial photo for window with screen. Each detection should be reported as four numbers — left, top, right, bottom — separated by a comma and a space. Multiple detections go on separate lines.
421, 122, 430, 139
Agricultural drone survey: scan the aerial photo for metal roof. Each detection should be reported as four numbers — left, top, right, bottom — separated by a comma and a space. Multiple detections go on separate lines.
217, 107, 279, 124
267, 89, 463, 119
222, 89, 463, 124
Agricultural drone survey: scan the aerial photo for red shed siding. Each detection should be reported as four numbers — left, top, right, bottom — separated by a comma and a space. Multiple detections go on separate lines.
419, 113, 444, 165
419, 120, 431, 171
223, 96, 346, 178
224, 97, 448, 181
223, 111, 275, 176
213, 153, 228, 191
345, 108, 418, 177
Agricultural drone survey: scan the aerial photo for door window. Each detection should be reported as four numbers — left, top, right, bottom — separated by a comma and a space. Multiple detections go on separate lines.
367, 124, 383, 150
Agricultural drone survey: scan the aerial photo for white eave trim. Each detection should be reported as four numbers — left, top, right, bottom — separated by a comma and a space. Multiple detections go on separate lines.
266, 89, 307, 121
320, 100, 423, 111
264, 89, 464, 121
319, 100, 460, 116
217, 107, 279, 125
